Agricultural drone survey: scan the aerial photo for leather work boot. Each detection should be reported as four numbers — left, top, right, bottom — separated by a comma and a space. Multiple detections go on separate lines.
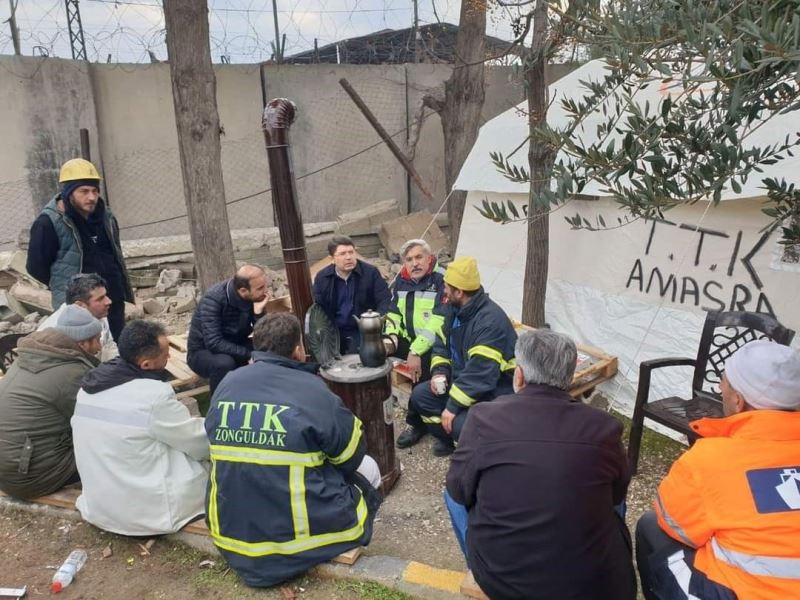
396, 426, 426, 449
432, 437, 455, 457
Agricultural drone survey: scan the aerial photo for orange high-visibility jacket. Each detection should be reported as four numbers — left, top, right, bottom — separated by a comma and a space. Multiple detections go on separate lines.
655, 410, 800, 600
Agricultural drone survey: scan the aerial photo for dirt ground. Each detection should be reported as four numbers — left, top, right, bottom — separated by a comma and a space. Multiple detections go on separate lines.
0, 505, 410, 600
0, 391, 682, 599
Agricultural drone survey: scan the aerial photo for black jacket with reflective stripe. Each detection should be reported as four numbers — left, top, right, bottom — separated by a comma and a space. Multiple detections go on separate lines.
431, 287, 517, 414
204, 352, 378, 587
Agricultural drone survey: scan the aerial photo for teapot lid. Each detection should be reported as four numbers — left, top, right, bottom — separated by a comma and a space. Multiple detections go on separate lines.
360, 309, 381, 318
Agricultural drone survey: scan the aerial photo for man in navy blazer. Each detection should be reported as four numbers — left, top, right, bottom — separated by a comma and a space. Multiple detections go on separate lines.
312, 235, 394, 354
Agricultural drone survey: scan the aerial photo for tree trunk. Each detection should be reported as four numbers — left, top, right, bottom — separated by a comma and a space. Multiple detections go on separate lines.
164, 0, 236, 292
521, 0, 554, 327
440, 0, 487, 250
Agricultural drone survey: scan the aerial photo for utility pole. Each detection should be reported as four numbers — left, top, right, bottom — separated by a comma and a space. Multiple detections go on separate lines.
65, 0, 87, 61
7, 0, 20, 55
163, 0, 236, 292
271, 0, 283, 63
411, 0, 420, 63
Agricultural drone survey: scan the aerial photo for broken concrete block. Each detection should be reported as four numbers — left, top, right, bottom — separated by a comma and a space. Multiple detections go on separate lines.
142, 298, 165, 315
0, 290, 27, 324
0, 321, 12, 333
156, 268, 182, 292
9, 282, 51, 315
136, 287, 178, 300
378, 211, 449, 259
166, 296, 195, 314
337, 199, 401, 236
13, 321, 37, 334
23, 312, 41, 324
0, 250, 31, 287
128, 269, 161, 288
125, 302, 145, 321
175, 283, 197, 299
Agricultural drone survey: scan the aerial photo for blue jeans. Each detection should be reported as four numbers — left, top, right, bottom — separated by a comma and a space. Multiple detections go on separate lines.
444, 488, 627, 567
443, 488, 469, 563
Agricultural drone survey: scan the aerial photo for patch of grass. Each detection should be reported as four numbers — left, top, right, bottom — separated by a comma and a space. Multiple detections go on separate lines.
336, 580, 413, 600
611, 409, 684, 461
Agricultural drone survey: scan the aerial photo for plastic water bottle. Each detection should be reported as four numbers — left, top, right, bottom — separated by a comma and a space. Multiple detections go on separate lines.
51, 549, 88, 593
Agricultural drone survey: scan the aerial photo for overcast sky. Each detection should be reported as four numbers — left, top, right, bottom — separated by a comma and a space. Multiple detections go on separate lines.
0, 1, 524, 63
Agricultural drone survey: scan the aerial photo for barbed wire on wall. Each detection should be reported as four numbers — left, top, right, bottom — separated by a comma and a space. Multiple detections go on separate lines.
0, 0, 510, 63
0, 0, 515, 65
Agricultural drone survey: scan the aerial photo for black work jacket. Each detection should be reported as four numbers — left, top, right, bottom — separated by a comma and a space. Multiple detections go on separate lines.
431, 287, 517, 414
204, 352, 380, 587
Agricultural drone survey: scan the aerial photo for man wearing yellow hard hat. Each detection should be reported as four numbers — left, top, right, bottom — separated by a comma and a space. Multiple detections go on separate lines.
26, 158, 133, 341
403, 256, 517, 456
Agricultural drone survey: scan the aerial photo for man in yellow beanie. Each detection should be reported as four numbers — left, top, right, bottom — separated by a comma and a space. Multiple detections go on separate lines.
402, 256, 517, 456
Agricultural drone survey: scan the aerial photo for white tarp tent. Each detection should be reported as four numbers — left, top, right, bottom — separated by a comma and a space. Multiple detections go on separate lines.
453, 60, 800, 418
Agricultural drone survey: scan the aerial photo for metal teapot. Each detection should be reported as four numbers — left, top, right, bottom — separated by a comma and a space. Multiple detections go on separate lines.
353, 309, 387, 368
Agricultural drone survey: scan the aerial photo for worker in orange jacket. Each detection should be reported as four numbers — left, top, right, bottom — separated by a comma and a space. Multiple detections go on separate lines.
636, 340, 800, 600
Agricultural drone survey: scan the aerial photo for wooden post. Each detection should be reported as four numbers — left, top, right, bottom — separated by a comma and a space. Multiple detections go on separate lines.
79, 128, 91, 161
164, 0, 236, 292
262, 99, 314, 324
339, 77, 434, 204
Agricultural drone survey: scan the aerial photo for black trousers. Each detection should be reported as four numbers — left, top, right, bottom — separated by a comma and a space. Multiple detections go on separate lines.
636, 511, 736, 600
407, 383, 469, 442
107, 295, 126, 341
188, 350, 247, 393
396, 337, 433, 432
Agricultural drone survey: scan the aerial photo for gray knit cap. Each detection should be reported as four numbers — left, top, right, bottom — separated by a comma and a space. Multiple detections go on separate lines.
54, 304, 103, 341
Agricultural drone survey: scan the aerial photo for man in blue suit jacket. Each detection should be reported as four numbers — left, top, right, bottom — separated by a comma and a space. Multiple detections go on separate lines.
312, 235, 394, 354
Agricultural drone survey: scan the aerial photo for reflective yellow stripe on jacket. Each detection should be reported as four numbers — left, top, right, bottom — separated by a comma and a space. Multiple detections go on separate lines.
208, 444, 368, 557
431, 356, 452, 369
468, 344, 517, 371
329, 416, 363, 465
449, 383, 475, 408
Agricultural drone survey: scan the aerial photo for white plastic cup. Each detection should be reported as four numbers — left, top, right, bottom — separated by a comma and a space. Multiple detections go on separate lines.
432, 375, 447, 395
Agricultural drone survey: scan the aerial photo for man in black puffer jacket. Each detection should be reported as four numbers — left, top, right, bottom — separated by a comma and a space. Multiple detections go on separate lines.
187, 265, 268, 392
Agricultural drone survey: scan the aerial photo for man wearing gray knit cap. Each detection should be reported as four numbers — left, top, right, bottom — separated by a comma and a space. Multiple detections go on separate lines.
0, 305, 102, 499
636, 340, 800, 600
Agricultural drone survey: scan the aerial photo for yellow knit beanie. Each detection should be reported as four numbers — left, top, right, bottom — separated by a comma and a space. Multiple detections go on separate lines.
444, 256, 481, 291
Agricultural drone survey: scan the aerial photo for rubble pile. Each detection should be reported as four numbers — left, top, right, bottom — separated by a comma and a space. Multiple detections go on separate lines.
1, 200, 451, 341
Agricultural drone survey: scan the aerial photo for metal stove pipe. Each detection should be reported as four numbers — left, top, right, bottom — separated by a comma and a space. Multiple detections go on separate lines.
262, 98, 313, 324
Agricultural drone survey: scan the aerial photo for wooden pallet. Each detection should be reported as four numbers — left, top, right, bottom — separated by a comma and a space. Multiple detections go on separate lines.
166, 334, 206, 392
512, 321, 618, 398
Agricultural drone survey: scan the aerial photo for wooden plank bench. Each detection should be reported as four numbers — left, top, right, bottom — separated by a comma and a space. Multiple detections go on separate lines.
0, 487, 362, 565
166, 334, 208, 404
391, 323, 618, 400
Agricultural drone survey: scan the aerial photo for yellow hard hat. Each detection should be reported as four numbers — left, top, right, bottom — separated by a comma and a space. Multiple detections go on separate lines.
58, 158, 101, 183
444, 256, 481, 291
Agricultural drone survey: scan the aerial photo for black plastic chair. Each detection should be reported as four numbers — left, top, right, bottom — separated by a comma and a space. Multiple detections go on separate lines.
627, 310, 795, 474
0, 332, 28, 374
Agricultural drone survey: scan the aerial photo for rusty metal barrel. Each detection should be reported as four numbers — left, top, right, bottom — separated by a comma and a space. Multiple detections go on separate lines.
321, 355, 401, 494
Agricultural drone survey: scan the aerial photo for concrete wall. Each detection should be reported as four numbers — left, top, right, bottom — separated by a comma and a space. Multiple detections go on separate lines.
0, 57, 576, 246
0, 56, 100, 246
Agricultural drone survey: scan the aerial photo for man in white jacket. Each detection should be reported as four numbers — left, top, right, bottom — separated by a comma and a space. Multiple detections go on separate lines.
39, 273, 118, 362
72, 319, 209, 535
